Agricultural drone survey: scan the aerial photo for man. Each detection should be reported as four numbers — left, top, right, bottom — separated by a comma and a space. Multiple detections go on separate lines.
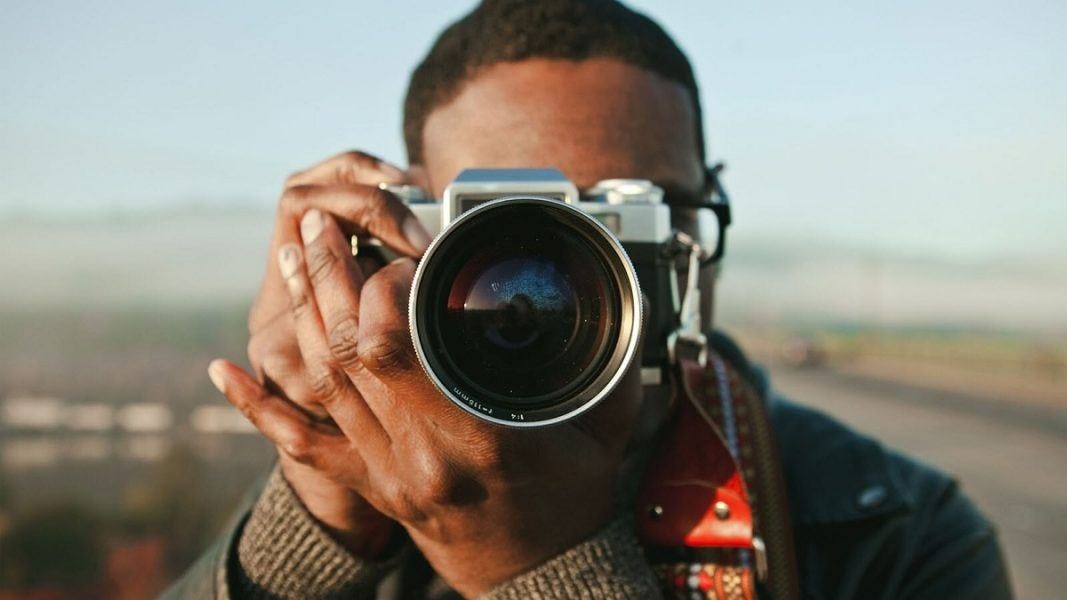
168, 1, 1012, 598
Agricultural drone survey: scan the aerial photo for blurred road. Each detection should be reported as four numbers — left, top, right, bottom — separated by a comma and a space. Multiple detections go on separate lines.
770, 367, 1067, 600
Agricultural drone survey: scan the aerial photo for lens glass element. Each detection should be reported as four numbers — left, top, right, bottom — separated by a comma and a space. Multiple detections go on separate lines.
419, 202, 626, 412
459, 256, 577, 354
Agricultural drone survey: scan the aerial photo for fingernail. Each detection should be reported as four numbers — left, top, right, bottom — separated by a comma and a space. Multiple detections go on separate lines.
208, 360, 227, 394
402, 214, 432, 253
300, 209, 323, 244
377, 160, 406, 182
278, 244, 301, 278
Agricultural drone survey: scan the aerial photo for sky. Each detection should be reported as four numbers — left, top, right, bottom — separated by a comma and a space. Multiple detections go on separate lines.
2, 0, 1065, 264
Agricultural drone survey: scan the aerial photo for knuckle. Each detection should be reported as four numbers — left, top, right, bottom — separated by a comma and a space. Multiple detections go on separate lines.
327, 316, 362, 367
382, 483, 425, 523
279, 428, 316, 464
304, 244, 340, 286
360, 187, 392, 228
309, 366, 346, 400
338, 149, 375, 167
247, 323, 286, 361
258, 345, 295, 374
357, 331, 414, 375
375, 257, 417, 289
337, 151, 377, 186
413, 455, 484, 509
419, 460, 459, 505
286, 278, 312, 316
280, 184, 314, 213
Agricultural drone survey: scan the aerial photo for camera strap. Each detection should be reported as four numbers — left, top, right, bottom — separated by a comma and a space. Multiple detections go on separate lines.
636, 351, 799, 600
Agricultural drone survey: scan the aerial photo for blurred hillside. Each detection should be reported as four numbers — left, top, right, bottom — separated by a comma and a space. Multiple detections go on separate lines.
1, 209, 1063, 597
0, 303, 273, 597
2, 207, 1062, 414
3, 208, 1065, 335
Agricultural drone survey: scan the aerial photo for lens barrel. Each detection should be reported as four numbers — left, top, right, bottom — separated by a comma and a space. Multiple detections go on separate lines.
410, 197, 642, 427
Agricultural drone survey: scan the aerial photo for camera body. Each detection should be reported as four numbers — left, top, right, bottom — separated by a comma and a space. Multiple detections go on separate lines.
391, 168, 678, 426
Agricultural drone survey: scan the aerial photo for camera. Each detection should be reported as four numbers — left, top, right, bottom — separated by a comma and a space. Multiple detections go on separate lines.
383, 168, 686, 427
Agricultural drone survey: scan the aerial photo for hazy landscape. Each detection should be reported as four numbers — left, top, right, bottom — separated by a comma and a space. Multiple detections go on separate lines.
1, 210, 1063, 597
4, 208, 1066, 331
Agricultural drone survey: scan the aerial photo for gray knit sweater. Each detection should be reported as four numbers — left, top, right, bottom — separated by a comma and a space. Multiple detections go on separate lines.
226, 468, 663, 599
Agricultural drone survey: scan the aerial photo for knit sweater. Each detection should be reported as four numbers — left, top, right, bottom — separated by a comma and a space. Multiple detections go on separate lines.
164, 333, 1012, 599
228, 467, 662, 599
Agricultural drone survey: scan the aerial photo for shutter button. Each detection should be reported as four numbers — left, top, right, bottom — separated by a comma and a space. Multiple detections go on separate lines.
856, 485, 888, 510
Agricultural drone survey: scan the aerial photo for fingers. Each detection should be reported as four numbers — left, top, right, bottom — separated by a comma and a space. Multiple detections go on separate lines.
250, 151, 429, 335
355, 258, 443, 408
300, 209, 367, 373
285, 150, 408, 189
278, 242, 388, 448
251, 337, 326, 416
249, 208, 365, 418
207, 359, 352, 472
248, 183, 431, 335
275, 242, 351, 403
280, 183, 432, 258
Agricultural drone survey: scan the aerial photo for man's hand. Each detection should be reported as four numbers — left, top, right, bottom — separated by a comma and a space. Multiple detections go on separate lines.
247, 150, 430, 417
209, 207, 644, 596
234, 150, 432, 559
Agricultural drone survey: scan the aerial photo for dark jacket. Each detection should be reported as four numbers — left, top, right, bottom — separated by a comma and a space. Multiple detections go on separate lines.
721, 332, 1012, 599
165, 335, 1012, 599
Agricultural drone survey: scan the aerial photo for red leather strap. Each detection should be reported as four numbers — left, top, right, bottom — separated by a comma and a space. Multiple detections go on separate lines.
635, 358, 756, 549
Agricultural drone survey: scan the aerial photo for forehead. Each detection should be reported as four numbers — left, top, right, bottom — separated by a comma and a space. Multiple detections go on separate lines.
420, 58, 703, 196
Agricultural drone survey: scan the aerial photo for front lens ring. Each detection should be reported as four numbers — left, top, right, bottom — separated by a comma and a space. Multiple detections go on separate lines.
409, 196, 642, 427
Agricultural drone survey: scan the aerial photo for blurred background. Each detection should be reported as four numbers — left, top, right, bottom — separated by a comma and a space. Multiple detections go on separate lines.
1, 1, 1064, 598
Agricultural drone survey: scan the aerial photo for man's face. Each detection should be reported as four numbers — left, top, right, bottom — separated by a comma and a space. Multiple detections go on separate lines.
416, 57, 715, 322
418, 57, 703, 197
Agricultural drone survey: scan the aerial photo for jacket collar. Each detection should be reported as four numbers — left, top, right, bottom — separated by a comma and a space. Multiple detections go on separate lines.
766, 394, 912, 525
710, 330, 912, 525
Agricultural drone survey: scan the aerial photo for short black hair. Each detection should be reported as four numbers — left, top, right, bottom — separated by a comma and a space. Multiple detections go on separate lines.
403, 0, 704, 164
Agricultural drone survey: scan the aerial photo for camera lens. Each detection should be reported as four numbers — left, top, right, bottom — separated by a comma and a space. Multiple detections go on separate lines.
411, 198, 641, 426
444, 239, 613, 403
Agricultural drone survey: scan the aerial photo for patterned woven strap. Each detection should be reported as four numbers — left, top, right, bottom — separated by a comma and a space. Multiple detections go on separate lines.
654, 563, 754, 600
